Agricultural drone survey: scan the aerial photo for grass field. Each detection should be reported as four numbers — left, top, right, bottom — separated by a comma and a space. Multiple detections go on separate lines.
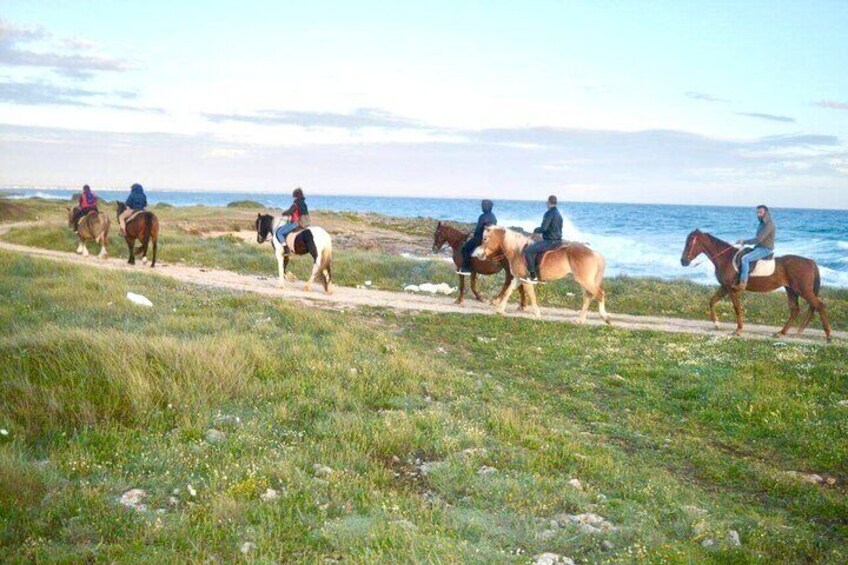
2, 197, 846, 332
0, 233, 846, 562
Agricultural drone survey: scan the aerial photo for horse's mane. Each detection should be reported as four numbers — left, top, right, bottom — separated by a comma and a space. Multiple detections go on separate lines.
440, 222, 468, 238
700, 230, 734, 250
490, 226, 531, 249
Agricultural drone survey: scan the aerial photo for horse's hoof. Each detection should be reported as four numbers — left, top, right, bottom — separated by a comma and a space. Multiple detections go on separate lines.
304, 284, 312, 292
826, 336, 833, 344
772, 331, 785, 338
325, 288, 335, 295
454, 298, 463, 305
604, 317, 612, 326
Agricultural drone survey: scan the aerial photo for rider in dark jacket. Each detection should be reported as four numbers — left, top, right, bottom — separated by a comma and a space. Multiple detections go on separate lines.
276, 188, 310, 247
523, 195, 563, 282
120, 183, 147, 235
458, 199, 496, 276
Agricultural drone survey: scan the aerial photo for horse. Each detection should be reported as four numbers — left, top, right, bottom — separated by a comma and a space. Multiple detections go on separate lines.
473, 226, 611, 324
432, 221, 526, 308
115, 202, 159, 267
680, 229, 832, 341
255, 213, 333, 293
67, 206, 110, 259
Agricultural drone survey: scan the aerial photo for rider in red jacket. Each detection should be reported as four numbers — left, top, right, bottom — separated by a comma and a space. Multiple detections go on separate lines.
72, 184, 99, 232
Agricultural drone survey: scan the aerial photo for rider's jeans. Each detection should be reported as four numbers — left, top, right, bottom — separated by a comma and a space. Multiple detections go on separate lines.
740, 246, 773, 282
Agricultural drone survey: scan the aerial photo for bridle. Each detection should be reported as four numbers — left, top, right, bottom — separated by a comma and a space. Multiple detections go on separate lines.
686, 233, 735, 268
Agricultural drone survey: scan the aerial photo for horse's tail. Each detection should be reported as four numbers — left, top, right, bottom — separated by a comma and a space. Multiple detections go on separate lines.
148, 214, 159, 268
814, 262, 821, 296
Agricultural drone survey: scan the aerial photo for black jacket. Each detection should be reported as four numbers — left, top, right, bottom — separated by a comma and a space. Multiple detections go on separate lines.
473, 201, 497, 241
534, 207, 563, 241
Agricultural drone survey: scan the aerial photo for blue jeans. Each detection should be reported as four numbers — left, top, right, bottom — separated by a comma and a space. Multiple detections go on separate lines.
524, 239, 562, 277
275, 222, 299, 243
739, 246, 773, 282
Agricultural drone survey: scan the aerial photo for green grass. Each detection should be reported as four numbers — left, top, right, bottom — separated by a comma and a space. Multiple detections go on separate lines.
227, 200, 265, 208
3, 198, 846, 333
0, 250, 846, 563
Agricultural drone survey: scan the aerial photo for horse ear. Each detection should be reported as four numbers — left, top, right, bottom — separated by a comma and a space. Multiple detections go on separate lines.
257, 213, 261, 218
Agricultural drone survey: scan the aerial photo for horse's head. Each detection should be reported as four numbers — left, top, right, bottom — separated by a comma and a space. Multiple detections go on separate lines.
116, 201, 126, 217
66, 206, 78, 227
680, 229, 704, 266
473, 226, 505, 261
432, 221, 447, 253
256, 213, 274, 244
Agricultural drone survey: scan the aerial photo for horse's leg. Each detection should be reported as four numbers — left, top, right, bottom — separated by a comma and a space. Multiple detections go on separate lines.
455, 273, 466, 304
140, 236, 150, 264
275, 248, 286, 287
305, 244, 321, 293
775, 288, 800, 337
126, 237, 135, 264
797, 291, 830, 341
497, 278, 518, 315
577, 290, 591, 324
470, 272, 484, 302
595, 287, 611, 325
76, 239, 85, 255
491, 271, 509, 306
708, 287, 728, 330
526, 283, 541, 318
322, 252, 333, 294
517, 282, 527, 312
729, 291, 743, 336
98, 233, 108, 258
80, 238, 90, 257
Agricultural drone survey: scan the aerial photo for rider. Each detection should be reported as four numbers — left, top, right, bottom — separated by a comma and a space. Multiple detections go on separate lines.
276, 187, 310, 249
457, 199, 496, 276
734, 204, 776, 291
72, 184, 99, 232
120, 183, 147, 235
523, 195, 563, 283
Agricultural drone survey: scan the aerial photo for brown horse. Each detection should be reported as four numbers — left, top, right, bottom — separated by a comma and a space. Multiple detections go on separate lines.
680, 230, 832, 341
116, 202, 159, 267
432, 221, 526, 308
67, 207, 110, 259
473, 226, 610, 323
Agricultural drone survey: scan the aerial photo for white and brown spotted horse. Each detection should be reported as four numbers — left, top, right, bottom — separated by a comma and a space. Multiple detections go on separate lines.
256, 213, 333, 293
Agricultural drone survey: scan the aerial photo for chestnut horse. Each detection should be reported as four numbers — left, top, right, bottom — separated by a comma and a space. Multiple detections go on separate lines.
67, 206, 110, 259
473, 226, 610, 324
680, 229, 832, 341
115, 202, 159, 267
432, 221, 526, 308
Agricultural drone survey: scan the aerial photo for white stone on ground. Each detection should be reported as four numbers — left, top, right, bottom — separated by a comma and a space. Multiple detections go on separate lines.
119, 489, 147, 512
260, 488, 279, 502
533, 553, 575, 565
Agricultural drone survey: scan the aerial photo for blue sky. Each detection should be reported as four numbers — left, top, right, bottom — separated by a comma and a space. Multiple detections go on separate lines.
1, 1, 847, 208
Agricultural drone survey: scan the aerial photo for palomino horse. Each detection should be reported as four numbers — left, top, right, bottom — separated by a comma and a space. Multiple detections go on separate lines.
256, 213, 333, 293
67, 206, 110, 259
432, 221, 526, 308
473, 226, 611, 324
680, 229, 832, 341
115, 202, 159, 267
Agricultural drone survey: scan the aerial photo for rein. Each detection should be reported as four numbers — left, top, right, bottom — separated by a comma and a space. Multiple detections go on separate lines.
688, 235, 735, 268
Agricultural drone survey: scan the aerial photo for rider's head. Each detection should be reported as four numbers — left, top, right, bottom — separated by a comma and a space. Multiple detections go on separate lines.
481, 199, 493, 213
82, 184, 91, 193
293, 187, 304, 199
756, 204, 769, 219
131, 183, 143, 192
547, 195, 558, 208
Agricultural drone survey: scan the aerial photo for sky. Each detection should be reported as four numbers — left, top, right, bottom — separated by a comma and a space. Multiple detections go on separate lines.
1, 1, 847, 208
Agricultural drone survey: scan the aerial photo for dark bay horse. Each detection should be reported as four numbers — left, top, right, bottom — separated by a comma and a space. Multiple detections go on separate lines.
432, 221, 526, 308
116, 202, 159, 267
680, 229, 832, 341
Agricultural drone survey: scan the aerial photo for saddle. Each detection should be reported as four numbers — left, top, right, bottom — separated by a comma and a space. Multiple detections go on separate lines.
125, 209, 145, 225
275, 226, 306, 254
531, 240, 580, 271
732, 248, 775, 277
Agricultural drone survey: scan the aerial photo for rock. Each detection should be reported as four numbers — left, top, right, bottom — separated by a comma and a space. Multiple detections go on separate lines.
567, 478, 583, 491
119, 488, 148, 512
213, 414, 241, 429
726, 530, 741, 547
556, 512, 616, 532
602, 540, 614, 550
836, 399, 848, 407
786, 471, 823, 484
240, 542, 256, 555
825, 476, 837, 485
0, 429, 8, 437
538, 529, 557, 540
204, 429, 226, 444
477, 465, 497, 476
533, 553, 575, 565
313, 464, 333, 478
460, 447, 488, 457
167, 496, 179, 507
260, 488, 279, 502
701, 538, 717, 550
126, 292, 153, 307
681, 505, 707, 516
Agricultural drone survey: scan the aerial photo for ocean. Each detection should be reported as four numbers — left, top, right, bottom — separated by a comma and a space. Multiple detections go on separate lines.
3, 188, 847, 288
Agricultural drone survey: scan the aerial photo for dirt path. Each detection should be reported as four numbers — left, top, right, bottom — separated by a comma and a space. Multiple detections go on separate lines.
0, 221, 842, 345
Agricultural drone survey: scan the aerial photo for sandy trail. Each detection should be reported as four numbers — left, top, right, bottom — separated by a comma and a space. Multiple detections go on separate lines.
0, 221, 842, 345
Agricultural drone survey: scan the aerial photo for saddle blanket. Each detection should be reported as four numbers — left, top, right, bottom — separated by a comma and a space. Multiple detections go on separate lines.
125, 210, 144, 224
732, 256, 776, 277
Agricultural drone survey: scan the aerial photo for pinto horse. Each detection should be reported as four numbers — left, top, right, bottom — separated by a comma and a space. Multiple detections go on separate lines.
67, 206, 110, 259
256, 213, 333, 293
432, 221, 526, 308
115, 202, 158, 267
474, 226, 610, 324
680, 229, 832, 341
